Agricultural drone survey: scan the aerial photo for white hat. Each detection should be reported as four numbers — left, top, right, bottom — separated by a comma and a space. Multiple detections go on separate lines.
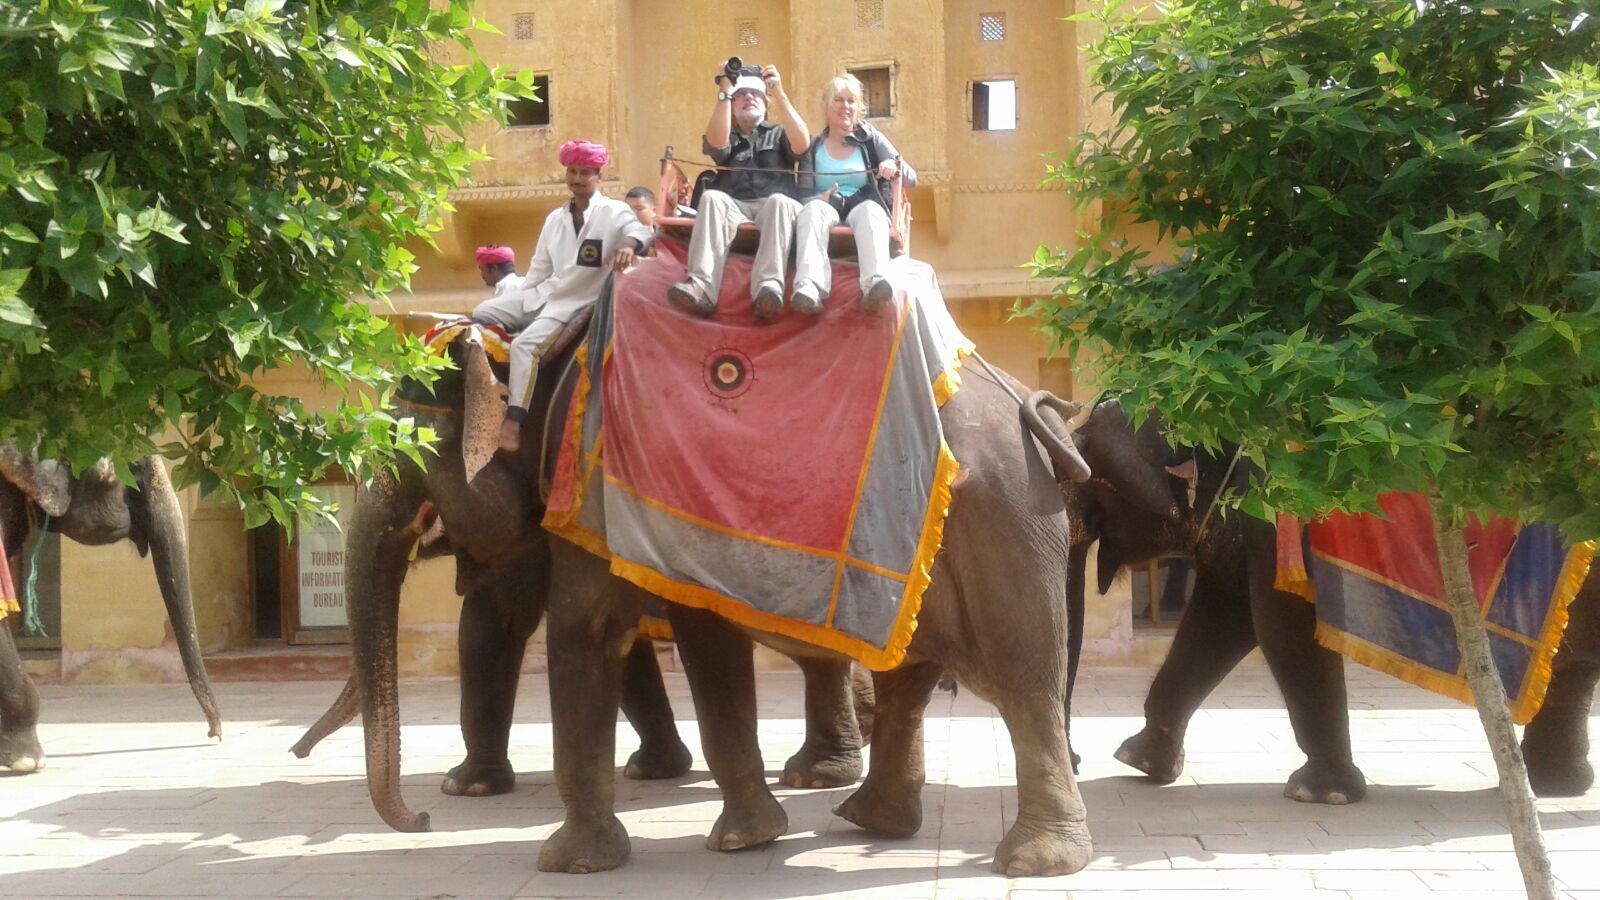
730, 75, 766, 98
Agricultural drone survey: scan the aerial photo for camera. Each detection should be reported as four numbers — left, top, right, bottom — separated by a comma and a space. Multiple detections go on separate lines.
720, 56, 763, 84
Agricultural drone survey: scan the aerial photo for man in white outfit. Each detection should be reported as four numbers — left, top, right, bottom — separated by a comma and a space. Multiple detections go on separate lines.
474, 244, 519, 295
667, 62, 810, 322
473, 140, 650, 453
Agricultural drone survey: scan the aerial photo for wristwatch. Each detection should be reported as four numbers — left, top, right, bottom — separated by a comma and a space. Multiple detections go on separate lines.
717, 91, 732, 102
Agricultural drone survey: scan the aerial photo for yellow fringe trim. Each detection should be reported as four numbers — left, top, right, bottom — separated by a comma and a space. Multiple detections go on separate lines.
0, 594, 18, 620
1512, 539, 1595, 723
1276, 563, 1315, 605
932, 340, 976, 409
638, 615, 674, 641
423, 321, 512, 364
1310, 539, 1595, 725
605, 438, 962, 671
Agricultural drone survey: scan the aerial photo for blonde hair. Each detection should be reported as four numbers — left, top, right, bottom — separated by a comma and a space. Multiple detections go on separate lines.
820, 74, 866, 129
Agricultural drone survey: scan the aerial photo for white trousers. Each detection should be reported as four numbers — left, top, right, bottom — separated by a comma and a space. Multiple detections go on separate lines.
793, 199, 892, 299
683, 190, 801, 303
472, 296, 569, 411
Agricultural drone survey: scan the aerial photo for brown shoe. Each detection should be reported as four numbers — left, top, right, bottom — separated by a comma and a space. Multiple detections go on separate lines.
752, 283, 783, 322
497, 417, 522, 454
791, 286, 824, 316
668, 281, 715, 316
862, 277, 895, 312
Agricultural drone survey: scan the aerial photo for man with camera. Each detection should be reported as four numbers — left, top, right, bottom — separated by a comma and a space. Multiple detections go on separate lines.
667, 58, 810, 322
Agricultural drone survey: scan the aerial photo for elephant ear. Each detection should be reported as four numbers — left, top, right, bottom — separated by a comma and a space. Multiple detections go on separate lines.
0, 444, 71, 517
459, 329, 507, 485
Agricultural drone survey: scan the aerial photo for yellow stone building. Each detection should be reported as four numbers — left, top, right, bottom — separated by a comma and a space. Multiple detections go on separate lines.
19, 1, 1165, 686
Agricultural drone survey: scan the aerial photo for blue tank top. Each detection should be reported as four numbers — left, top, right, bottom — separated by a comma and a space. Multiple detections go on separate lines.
813, 144, 868, 199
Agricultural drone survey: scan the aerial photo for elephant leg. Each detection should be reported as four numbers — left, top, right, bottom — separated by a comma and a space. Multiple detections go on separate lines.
619, 638, 693, 780
1245, 527, 1365, 804
780, 656, 864, 788
992, 690, 1095, 876
0, 614, 44, 773
443, 574, 538, 798
538, 541, 641, 874
1523, 577, 1600, 796
135, 459, 222, 740
666, 605, 786, 852
1116, 553, 1257, 782
833, 660, 942, 837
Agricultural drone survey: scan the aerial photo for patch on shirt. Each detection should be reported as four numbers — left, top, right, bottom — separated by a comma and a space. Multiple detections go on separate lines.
576, 238, 603, 268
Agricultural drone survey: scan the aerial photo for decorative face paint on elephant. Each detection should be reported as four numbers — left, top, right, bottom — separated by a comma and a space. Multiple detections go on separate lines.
1066, 398, 1600, 804
345, 324, 1097, 877
0, 456, 222, 773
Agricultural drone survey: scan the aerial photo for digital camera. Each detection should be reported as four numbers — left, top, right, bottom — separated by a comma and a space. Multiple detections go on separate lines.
721, 56, 762, 83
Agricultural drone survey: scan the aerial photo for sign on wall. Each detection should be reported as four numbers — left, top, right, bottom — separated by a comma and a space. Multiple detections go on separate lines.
285, 483, 356, 642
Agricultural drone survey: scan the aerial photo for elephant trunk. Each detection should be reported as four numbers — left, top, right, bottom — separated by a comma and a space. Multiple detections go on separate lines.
133, 458, 222, 740
291, 674, 360, 759
346, 471, 431, 833
1064, 538, 1090, 771
1022, 391, 1092, 483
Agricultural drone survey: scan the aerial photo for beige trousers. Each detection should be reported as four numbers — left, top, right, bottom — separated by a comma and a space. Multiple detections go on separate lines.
472, 296, 569, 411
683, 190, 801, 304
793, 198, 892, 298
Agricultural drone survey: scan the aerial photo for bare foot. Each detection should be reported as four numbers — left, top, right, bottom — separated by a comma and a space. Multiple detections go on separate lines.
498, 417, 522, 453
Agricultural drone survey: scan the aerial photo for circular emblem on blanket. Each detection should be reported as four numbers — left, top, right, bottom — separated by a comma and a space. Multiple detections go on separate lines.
703, 347, 754, 399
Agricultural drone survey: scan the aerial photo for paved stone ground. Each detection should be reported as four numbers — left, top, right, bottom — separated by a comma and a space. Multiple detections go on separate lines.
1, 663, 1597, 899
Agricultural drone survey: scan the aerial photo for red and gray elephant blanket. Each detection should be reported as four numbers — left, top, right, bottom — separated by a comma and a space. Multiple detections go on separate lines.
1276, 496, 1596, 722
544, 238, 973, 670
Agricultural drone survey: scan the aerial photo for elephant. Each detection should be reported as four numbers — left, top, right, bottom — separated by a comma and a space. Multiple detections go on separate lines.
0, 455, 222, 773
342, 314, 1097, 877
1064, 398, 1600, 804
313, 322, 873, 819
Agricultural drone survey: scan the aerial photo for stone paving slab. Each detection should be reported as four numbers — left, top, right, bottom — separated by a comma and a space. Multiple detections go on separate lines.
0, 663, 1596, 898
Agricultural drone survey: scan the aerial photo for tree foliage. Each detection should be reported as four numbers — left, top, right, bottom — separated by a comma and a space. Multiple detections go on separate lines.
1032, 0, 1600, 536
0, 0, 532, 526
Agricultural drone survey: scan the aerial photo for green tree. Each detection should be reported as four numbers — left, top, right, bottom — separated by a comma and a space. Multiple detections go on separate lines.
1033, 2, 1599, 896
1, 0, 532, 527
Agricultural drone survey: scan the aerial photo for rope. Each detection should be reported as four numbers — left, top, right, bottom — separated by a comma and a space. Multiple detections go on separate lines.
972, 352, 1026, 406
21, 512, 48, 638
1192, 447, 1244, 550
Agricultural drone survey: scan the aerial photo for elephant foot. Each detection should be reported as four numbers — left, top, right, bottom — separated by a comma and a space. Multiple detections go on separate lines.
624, 739, 694, 780
780, 742, 863, 789
0, 730, 44, 774
1114, 725, 1184, 783
441, 758, 516, 797
707, 791, 787, 851
992, 817, 1094, 877
538, 814, 631, 874
1524, 752, 1594, 798
1284, 760, 1366, 805
833, 779, 923, 837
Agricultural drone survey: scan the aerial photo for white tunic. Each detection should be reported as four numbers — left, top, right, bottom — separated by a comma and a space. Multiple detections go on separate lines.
516, 196, 651, 323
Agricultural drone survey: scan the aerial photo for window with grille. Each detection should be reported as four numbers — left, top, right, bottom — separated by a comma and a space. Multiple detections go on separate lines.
856, 0, 884, 29
736, 19, 759, 47
507, 74, 551, 127
512, 12, 535, 42
971, 79, 1016, 131
848, 66, 894, 119
980, 13, 1006, 41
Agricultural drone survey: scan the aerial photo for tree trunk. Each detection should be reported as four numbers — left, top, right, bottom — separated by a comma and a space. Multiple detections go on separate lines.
1427, 491, 1556, 900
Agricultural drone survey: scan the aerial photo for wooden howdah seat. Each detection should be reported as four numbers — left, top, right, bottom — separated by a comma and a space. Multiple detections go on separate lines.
654, 145, 912, 260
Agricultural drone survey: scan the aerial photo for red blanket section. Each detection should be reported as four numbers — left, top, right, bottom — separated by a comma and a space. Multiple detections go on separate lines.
602, 237, 900, 550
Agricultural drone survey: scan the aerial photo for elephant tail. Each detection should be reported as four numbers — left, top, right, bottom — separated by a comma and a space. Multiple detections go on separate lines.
1022, 391, 1092, 484
292, 674, 360, 759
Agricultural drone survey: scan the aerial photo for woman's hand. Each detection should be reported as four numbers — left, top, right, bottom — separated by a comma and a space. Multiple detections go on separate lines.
877, 159, 901, 181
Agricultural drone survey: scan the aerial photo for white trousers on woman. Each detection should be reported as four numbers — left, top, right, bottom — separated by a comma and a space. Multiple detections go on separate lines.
793, 198, 891, 298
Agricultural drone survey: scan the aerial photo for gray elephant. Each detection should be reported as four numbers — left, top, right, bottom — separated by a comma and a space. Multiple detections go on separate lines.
1065, 398, 1600, 803
0, 455, 221, 772
342, 320, 1097, 877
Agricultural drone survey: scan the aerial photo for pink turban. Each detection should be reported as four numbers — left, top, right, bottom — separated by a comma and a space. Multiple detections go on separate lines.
475, 245, 515, 266
559, 139, 609, 170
